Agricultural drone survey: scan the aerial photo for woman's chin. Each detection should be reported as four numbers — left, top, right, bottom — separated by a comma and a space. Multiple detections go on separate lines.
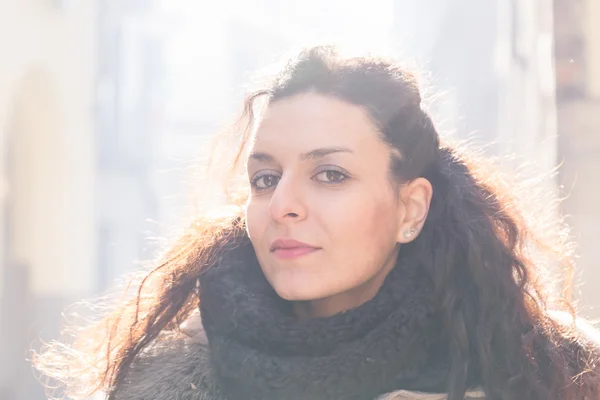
273, 286, 319, 302
264, 268, 341, 302
271, 281, 328, 302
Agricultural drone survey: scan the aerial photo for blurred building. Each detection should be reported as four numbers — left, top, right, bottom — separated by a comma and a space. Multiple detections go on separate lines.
554, 0, 600, 318
94, 0, 165, 291
393, 0, 557, 178
0, 1, 97, 398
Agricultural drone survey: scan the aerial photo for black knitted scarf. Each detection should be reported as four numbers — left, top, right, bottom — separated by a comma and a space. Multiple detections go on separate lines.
199, 240, 455, 400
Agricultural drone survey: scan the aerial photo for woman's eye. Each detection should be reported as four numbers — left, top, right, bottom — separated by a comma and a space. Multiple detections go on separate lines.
251, 174, 280, 190
314, 170, 347, 184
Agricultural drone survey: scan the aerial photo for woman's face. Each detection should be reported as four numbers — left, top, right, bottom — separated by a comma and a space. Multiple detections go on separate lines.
245, 93, 431, 317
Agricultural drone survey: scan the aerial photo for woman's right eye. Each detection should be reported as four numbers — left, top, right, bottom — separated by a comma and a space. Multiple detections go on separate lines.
251, 174, 280, 190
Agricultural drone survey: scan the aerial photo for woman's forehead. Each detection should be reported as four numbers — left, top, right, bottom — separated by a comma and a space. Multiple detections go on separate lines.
252, 94, 380, 149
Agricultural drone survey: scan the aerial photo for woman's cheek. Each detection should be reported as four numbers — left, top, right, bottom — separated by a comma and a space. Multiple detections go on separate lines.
245, 201, 266, 240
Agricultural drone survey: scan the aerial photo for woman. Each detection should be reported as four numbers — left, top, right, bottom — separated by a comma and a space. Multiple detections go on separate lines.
35, 46, 600, 400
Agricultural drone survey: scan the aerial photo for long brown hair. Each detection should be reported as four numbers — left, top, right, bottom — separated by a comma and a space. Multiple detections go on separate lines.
34, 45, 597, 400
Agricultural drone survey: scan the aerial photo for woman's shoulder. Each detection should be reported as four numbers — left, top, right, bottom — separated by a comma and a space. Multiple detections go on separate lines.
549, 310, 600, 395
111, 310, 224, 400
550, 310, 600, 346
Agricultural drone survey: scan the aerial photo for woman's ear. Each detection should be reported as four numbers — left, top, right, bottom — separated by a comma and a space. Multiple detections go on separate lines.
396, 178, 433, 243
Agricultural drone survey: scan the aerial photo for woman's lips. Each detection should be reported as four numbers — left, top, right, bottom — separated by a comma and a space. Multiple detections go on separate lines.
272, 246, 320, 260
270, 238, 321, 260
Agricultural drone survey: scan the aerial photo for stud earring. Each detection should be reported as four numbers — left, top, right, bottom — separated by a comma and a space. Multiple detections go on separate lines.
403, 227, 418, 239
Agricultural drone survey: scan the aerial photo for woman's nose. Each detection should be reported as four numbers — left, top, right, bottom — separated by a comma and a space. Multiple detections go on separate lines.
268, 177, 307, 223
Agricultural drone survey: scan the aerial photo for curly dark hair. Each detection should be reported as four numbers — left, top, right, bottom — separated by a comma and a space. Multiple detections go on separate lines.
34, 46, 599, 400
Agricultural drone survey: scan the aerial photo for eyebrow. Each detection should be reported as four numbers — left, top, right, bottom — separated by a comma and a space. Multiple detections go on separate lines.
248, 147, 354, 163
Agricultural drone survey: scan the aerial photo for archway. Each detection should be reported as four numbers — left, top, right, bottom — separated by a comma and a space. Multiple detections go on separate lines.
0, 67, 95, 398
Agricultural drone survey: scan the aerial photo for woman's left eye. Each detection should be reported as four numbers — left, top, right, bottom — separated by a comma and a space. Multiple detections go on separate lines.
313, 170, 348, 184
